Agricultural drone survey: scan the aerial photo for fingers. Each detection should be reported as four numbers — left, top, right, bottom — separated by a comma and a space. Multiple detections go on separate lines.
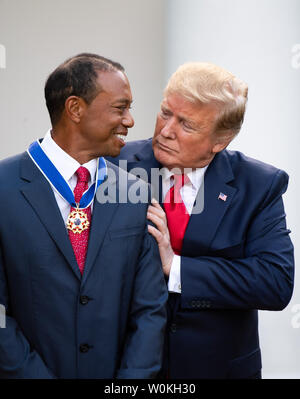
147, 209, 167, 234
148, 225, 174, 277
148, 200, 166, 221
151, 198, 162, 207
147, 200, 174, 277
150, 198, 165, 212
148, 204, 164, 217
148, 224, 163, 241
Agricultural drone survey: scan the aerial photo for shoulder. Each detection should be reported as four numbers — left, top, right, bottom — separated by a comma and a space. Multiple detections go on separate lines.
99, 160, 151, 218
106, 138, 152, 164
225, 149, 288, 179
223, 149, 289, 193
0, 152, 25, 181
105, 159, 150, 194
121, 138, 152, 157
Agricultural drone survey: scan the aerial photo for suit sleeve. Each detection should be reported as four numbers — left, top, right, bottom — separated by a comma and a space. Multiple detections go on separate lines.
116, 225, 168, 379
180, 169, 294, 311
0, 244, 56, 379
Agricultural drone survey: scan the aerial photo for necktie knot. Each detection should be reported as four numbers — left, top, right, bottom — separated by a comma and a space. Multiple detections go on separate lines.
74, 167, 90, 204
172, 174, 189, 190
76, 166, 90, 184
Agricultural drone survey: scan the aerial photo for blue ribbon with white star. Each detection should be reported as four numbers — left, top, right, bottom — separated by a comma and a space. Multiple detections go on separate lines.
27, 140, 107, 209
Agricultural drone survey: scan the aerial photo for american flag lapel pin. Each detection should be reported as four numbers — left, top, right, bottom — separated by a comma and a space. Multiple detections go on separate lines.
218, 192, 227, 202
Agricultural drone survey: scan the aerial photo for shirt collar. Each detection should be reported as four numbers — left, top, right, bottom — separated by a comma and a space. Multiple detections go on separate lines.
161, 165, 208, 191
40, 129, 97, 183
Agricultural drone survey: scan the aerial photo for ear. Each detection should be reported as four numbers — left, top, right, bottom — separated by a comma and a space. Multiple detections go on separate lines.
64, 96, 86, 123
212, 141, 229, 154
212, 135, 234, 154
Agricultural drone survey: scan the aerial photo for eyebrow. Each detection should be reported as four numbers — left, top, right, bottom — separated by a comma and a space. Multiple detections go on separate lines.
184, 118, 209, 130
112, 99, 133, 105
162, 105, 205, 129
161, 102, 212, 131
161, 104, 190, 120
162, 105, 196, 126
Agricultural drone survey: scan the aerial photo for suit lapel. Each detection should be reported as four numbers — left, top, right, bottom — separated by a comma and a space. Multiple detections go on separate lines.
20, 152, 82, 280
182, 151, 237, 256
81, 162, 119, 285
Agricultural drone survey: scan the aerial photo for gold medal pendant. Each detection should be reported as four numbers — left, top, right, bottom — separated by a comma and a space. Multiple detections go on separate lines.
66, 207, 90, 234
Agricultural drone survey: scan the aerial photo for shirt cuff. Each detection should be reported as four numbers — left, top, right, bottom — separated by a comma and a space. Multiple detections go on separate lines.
168, 255, 182, 293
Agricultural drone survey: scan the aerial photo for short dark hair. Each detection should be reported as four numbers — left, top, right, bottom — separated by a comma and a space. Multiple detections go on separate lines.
44, 53, 125, 126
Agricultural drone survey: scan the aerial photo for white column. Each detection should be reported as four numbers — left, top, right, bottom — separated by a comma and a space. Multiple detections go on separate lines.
0, 44, 6, 69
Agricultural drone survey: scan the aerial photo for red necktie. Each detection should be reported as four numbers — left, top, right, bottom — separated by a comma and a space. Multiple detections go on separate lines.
164, 174, 190, 255
68, 167, 91, 274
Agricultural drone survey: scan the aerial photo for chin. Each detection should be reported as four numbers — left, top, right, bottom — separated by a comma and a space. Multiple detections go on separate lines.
107, 147, 122, 158
154, 147, 173, 167
97, 143, 122, 158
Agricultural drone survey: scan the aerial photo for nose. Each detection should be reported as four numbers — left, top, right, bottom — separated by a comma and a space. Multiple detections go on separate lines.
160, 117, 176, 139
122, 109, 134, 128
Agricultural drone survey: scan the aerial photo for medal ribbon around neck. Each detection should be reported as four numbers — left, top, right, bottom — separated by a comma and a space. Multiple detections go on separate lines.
27, 140, 107, 209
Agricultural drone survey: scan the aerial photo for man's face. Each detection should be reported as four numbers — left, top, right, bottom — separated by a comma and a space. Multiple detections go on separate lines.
152, 93, 229, 170
79, 70, 134, 157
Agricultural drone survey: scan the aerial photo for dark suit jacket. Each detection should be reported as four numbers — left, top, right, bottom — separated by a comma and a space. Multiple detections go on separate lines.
107, 138, 294, 379
0, 151, 168, 379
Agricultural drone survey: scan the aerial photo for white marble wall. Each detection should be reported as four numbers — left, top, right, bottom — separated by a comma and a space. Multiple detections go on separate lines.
0, 0, 165, 157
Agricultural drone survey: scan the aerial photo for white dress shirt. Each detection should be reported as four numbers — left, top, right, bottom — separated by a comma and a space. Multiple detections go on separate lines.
40, 130, 98, 225
161, 166, 208, 293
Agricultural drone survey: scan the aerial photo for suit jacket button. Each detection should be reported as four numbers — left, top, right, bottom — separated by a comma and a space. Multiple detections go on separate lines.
80, 296, 89, 305
170, 323, 177, 333
79, 343, 91, 353
191, 300, 196, 308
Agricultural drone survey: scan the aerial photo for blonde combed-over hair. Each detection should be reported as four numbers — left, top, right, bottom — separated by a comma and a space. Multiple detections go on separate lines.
164, 62, 248, 137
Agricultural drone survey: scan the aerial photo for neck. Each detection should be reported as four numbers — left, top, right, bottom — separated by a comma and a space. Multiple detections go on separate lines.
51, 127, 96, 165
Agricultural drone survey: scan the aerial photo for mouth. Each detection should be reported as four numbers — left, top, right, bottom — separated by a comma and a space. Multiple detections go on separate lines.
156, 140, 175, 153
114, 131, 127, 145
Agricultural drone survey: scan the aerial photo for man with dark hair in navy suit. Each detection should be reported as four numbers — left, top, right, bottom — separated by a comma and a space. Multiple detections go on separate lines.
108, 62, 294, 379
0, 53, 168, 379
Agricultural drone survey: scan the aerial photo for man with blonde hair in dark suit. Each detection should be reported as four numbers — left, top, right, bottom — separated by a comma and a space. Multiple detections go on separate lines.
109, 62, 294, 379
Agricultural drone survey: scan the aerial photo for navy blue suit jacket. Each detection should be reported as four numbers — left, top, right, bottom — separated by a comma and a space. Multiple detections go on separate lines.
107, 138, 294, 379
0, 151, 168, 379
